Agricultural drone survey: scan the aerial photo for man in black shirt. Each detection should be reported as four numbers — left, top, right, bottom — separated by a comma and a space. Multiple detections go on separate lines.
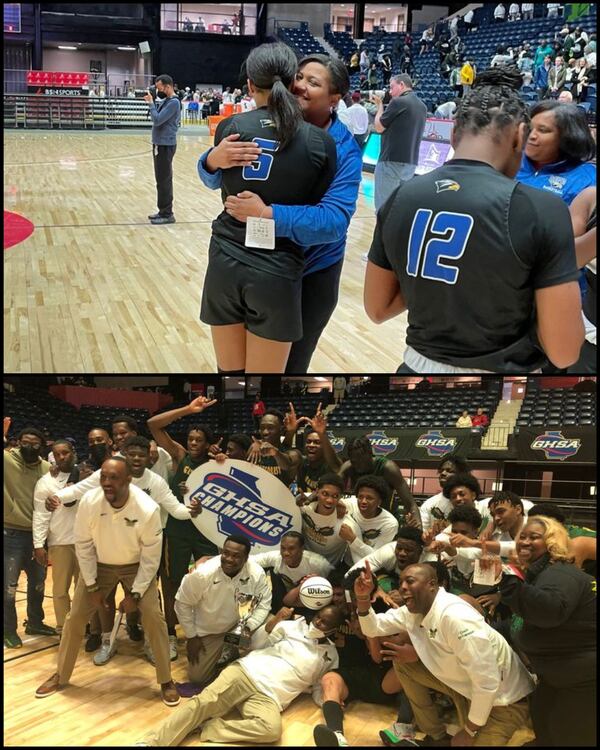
364, 67, 584, 373
371, 74, 427, 212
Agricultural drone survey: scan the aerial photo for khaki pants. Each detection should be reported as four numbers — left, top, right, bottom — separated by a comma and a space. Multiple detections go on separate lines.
187, 632, 226, 684
57, 562, 171, 685
394, 661, 530, 745
48, 544, 79, 630
143, 662, 281, 746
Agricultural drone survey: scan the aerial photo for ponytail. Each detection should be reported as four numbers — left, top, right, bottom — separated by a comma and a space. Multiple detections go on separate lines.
267, 79, 303, 150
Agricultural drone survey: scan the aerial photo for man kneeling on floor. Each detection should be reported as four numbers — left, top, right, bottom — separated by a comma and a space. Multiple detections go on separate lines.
136, 604, 345, 746
35, 457, 179, 706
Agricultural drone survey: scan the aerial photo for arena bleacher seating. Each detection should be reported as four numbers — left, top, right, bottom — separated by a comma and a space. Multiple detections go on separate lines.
277, 22, 326, 57
516, 387, 596, 427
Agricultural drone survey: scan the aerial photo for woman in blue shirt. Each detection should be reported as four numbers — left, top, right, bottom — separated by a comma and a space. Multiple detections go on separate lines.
198, 54, 363, 372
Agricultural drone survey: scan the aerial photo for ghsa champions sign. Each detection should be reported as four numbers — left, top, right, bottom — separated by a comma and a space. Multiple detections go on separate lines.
185, 459, 302, 553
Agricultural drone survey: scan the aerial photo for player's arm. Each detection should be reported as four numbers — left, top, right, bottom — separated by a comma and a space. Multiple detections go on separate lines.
569, 186, 597, 269
383, 462, 420, 525
536, 283, 584, 369
372, 95, 386, 133
147, 396, 216, 467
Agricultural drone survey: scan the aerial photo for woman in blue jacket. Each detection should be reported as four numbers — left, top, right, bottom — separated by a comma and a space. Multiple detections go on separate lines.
198, 54, 363, 372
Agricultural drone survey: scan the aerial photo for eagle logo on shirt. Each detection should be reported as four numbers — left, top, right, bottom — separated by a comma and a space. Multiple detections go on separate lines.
435, 179, 461, 193
124, 518, 138, 526
142, 488, 152, 496
548, 175, 566, 190
428, 627, 438, 639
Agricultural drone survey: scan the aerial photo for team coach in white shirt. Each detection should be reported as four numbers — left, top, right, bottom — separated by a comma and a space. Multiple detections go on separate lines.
175, 534, 272, 684
354, 560, 535, 746
35, 457, 180, 706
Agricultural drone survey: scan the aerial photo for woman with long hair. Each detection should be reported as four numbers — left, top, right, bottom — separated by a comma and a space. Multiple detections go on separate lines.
199, 43, 337, 373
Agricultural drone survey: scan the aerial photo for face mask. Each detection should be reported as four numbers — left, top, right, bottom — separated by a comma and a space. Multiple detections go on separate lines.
306, 623, 328, 640
89, 444, 109, 466
20, 445, 40, 463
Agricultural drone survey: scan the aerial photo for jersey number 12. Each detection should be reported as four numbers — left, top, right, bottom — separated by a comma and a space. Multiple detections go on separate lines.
406, 209, 474, 285
242, 138, 280, 181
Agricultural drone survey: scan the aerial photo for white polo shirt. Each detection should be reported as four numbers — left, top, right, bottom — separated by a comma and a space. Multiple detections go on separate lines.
33, 470, 75, 547
250, 549, 333, 589
75, 483, 163, 596
239, 617, 339, 711
359, 588, 535, 726
174, 555, 272, 639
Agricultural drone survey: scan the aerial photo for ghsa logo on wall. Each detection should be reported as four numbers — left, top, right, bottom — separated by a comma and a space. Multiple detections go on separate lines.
366, 430, 398, 456
326, 431, 346, 454
186, 459, 301, 553
530, 431, 582, 461
415, 430, 457, 457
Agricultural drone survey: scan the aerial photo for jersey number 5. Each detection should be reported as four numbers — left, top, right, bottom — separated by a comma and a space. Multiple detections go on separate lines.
406, 209, 474, 285
242, 138, 280, 181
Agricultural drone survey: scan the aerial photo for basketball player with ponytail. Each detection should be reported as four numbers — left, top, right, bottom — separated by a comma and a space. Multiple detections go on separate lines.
200, 43, 337, 374
364, 65, 584, 374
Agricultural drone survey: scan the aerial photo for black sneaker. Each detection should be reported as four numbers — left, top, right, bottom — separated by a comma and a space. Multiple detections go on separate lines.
85, 633, 102, 652
313, 725, 348, 746
148, 212, 161, 220
150, 215, 176, 225
126, 623, 144, 642
24, 621, 58, 637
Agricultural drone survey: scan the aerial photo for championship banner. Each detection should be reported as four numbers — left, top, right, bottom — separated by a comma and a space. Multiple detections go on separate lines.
184, 459, 302, 553
515, 427, 595, 462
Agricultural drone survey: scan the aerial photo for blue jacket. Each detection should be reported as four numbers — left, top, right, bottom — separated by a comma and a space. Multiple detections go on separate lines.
149, 96, 180, 145
516, 155, 596, 207
533, 64, 549, 89
197, 112, 363, 275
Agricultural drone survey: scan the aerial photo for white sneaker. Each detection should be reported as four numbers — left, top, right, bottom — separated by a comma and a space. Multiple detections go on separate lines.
93, 638, 116, 666
313, 725, 349, 746
168, 635, 178, 661
379, 722, 417, 745
143, 639, 155, 665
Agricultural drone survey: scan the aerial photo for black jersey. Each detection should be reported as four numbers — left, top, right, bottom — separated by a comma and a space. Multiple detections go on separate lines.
297, 457, 331, 493
368, 159, 580, 371
583, 205, 596, 327
212, 107, 337, 279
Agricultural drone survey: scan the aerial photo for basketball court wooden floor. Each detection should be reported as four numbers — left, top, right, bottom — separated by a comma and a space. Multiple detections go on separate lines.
4, 568, 534, 747
4, 129, 407, 373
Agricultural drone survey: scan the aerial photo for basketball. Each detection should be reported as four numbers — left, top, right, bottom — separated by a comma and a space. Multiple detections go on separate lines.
299, 576, 334, 610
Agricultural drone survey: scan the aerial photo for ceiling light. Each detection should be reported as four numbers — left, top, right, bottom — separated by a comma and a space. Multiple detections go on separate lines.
58, 45, 77, 50
117, 46, 136, 51
314, 377, 328, 382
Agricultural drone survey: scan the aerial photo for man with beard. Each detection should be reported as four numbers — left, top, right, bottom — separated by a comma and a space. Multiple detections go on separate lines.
4, 426, 56, 648
35, 458, 180, 706
111, 415, 172, 482
339, 436, 420, 529
247, 409, 301, 487
147, 396, 219, 653
419, 454, 471, 534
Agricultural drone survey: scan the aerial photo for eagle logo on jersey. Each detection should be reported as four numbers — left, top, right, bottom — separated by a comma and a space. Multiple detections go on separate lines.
530, 431, 581, 460
363, 528, 382, 541
327, 431, 346, 454
124, 517, 138, 526
415, 431, 457, 457
435, 179, 461, 193
366, 431, 398, 456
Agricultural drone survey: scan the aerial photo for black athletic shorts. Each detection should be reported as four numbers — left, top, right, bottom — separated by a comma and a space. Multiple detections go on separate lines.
200, 238, 303, 342
333, 662, 396, 705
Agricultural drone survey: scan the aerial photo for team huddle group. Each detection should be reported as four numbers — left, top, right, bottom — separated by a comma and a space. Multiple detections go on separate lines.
4, 395, 596, 747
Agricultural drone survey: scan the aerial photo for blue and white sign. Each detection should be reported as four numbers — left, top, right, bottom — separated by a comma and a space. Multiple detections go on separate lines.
185, 459, 302, 552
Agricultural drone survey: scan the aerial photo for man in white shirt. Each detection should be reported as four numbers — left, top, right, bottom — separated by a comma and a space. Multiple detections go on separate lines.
433, 99, 457, 119
175, 534, 272, 685
522, 3, 534, 20
449, 15, 459, 38
494, 4, 506, 22
35, 458, 179, 706
301, 474, 360, 565
346, 92, 370, 148
463, 9, 475, 32
32, 439, 78, 634
508, 3, 520, 21
251, 531, 332, 612
546, 3, 561, 18
354, 561, 535, 745
333, 375, 347, 405
338, 475, 399, 564
419, 454, 471, 534
138, 604, 344, 745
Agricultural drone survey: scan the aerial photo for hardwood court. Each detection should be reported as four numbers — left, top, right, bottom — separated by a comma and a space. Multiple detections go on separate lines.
3, 129, 406, 373
4, 568, 535, 747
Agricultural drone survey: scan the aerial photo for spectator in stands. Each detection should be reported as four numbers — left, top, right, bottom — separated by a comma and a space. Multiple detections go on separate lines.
508, 3, 520, 21
471, 407, 490, 429
346, 92, 369, 148
455, 410, 473, 428
436, 33, 452, 64
571, 28, 589, 62
349, 50, 360, 74
557, 89, 573, 102
498, 516, 596, 747
546, 3, 561, 18
355, 561, 535, 746
491, 45, 514, 67
460, 59, 475, 96
368, 63, 379, 88
584, 33, 596, 58
518, 51, 535, 86
548, 55, 567, 95
534, 54, 553, 98
370, 74, 427, 213
377, 43, 386, 65
449, 62, 463, 97
381, 53, 393, 86
400, 44, 413, 75
494, 3, 507, 23
449, 15, 459, 40
419, 28, 434, 55
565, 57, 579, 88
517, 100, 596, 207
252, 393, 266, 430
4, 427, 56, 648
463, 8, 475, 33
196, 16, 206, 32
522, 3, 535, 20
360, 47, 370, 74
183, 16, 193, 32
534, 39, 554, 70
